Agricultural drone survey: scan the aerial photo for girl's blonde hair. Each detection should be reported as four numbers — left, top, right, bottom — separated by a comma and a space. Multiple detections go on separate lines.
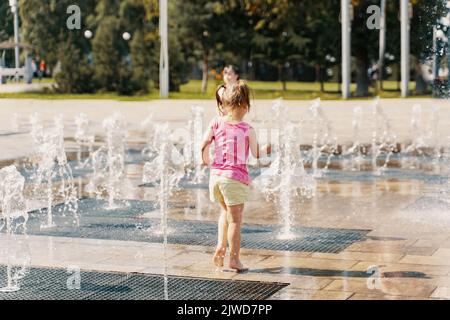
222, 80, 251, 112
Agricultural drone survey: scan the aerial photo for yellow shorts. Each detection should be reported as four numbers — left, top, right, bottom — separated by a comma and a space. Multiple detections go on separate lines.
209, 175, 250, 206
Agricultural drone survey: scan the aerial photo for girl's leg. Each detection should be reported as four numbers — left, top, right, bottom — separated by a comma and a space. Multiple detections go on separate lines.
226, 204, 247, 271
213, 200, 228, 267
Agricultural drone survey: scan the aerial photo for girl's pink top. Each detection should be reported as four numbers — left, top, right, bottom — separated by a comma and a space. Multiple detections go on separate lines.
210, 117, 251, 185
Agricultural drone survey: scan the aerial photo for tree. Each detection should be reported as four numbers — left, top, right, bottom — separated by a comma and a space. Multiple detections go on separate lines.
0, 2, 13, 42
173, 0, 235, 94
20, 0, 96, 92
410, 0, 445, 94
120, 0, 158, 93
92, 16, 122, 91
54, 37, 95, 93
0, 2, 14, 67
301, 0, 341, 92
246, 0, 312, 90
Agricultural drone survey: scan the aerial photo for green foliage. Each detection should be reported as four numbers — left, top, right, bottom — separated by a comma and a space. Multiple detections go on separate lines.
92, 16, 122, 91
0, 1, 13, 42
54, 37, 96, 94
1, 0, 444, 96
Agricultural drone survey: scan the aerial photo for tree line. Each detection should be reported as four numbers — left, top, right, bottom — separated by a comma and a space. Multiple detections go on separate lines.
0, 0, 444, 96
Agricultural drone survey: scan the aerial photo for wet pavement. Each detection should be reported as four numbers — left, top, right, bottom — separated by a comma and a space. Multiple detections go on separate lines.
1, 98, 450, 300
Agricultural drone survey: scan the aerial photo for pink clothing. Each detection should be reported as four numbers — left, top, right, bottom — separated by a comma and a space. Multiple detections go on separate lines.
210, 117, 251, 185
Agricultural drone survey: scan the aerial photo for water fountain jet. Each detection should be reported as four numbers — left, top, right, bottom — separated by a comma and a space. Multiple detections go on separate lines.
0, 166, 30, 293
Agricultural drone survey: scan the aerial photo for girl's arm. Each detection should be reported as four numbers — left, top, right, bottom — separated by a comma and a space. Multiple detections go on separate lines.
249, 127, 272, 159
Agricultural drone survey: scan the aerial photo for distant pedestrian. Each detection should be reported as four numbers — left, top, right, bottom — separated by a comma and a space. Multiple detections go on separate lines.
39, 60, 46, 81
31, 59, 37, 78
215, 65, 240, 116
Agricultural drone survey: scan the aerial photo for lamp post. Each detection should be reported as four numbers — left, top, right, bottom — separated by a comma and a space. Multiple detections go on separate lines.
378, 0, 386, 91
9, 0, 19, 80
400, 0, 411, 97
445, 1, 450, 94
341, 0, 352, 99
159, 0, 169, 98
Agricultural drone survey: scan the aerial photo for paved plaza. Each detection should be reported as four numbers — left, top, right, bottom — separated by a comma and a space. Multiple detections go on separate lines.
1, 98, 450, 300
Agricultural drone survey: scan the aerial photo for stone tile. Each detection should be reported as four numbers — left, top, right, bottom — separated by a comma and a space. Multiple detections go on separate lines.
430, 287, 450, 299
285, 277, 334, 290
350, 261, 450, 277
77, 262, 149, 274
27, 259, 72, 270
349, 293, 428, 300
399, 255, 450, 267
311, 251, 404, 263
232, 273, 333, 290
167, 268, 238, 280
94, 255, 181, 270
257, 256, 358, 271
268, 288, 353, 300
239, 248, 312, 258
404, 246, 438, 256
414, 239, 450, 248
423, 277, 450, 288
432, 248, 450, 258
323, 278, 437, 298
181, 253, 269, 273
345, 239, 416, 254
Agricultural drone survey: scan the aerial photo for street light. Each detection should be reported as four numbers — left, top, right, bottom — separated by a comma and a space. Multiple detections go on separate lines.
341, 0, 352, 99
84, 30, 93, 39
400, 0, 411, 97
159, 0, 169, 98
9, 0, 20, 80
122, 32, 132, 41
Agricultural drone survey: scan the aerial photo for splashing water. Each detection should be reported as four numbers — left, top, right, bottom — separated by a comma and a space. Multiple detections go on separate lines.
271, 98, 287, 146
428, 105, 442, 169
184, 106, 207, 184
74, 113, 95, 169
86, 113, 127, 210
30, 114, 79, 229
405, 104, 424, 153
344, 107, 364, 171
371, 97, 398, 175
140, 112, 157, 159
0, 166, 30, 293
256, 120, 316, 239
302, 98, 338, 177
143, 123, 184, 300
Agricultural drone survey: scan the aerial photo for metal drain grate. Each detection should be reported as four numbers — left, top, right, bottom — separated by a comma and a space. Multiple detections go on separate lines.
317, 168, 448, 183
23, 199, 369, 253
29, 198, 156, 219
0, 266, 287, 300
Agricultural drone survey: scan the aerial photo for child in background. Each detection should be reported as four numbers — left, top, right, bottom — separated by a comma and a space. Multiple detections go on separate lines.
201, 80, 271, 272
215, 65, 240, 116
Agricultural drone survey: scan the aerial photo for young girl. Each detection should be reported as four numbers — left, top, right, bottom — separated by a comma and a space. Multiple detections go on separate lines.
215, 65, 240, 116
201, 80, 270, 272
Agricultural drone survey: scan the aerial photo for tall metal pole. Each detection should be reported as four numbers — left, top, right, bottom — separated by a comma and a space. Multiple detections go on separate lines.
400, 0, 410, 97
341, 0, 351, 99
378, 0, 386, 90
447, 17, 450, 94
159, 0, 169, 98
9, 0, 20, 80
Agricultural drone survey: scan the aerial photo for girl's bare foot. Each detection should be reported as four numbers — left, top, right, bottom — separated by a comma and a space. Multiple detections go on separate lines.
229, 259, 248, 273
213, 247, 226, 267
